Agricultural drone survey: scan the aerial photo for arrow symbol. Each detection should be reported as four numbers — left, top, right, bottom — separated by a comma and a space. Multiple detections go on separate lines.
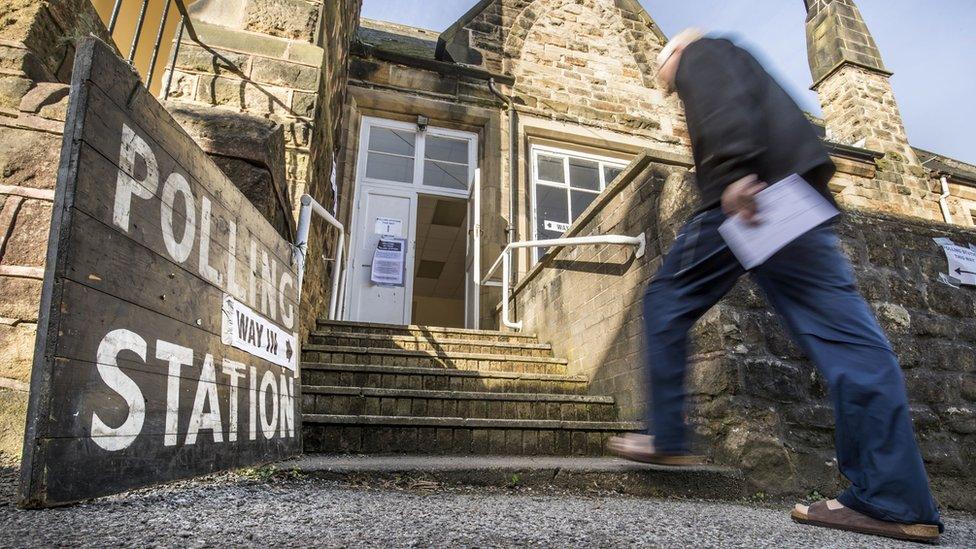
955, 267, 976, 276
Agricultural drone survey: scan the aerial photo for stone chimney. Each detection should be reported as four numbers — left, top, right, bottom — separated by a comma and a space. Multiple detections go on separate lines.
804, 0, 924, 174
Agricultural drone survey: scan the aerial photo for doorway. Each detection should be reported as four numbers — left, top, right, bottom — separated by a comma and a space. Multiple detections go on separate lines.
343, 117, 479, 328
412, 195, 467, 327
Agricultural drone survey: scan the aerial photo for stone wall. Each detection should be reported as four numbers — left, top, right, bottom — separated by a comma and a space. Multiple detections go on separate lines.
166, 0, 361, 336
510, 154, 976, 511
0, 0, 114, 463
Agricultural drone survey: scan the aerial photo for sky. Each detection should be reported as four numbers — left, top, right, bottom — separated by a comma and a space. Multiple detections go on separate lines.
360, 0, 976, 165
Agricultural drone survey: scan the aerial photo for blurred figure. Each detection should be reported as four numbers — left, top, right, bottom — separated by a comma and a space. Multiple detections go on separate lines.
608, 30, 943, 543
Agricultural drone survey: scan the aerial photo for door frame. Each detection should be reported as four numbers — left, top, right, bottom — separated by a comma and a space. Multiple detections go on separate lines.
343, 116, 479, 327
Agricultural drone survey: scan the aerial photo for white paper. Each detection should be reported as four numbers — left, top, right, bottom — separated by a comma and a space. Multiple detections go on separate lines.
718, 174, 839, 269
374, 216, 403, 237
937, 242, 976, 286
220, 294, 298, 371
371, 237, 406, 286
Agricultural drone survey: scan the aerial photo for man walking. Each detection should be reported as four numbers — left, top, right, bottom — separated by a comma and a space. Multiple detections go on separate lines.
608, 30, 943, 543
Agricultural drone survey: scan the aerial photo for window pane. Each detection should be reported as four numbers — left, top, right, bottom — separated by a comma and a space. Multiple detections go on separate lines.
535, 184, 569, 258
571, 189, 599, 220
569, 158, 600, 190
604, 165, 623, 185
536, 184, 569, 235
423, 160, 469, 190
536, 155, 565, 183
368, 127, 416, 156
426, 135, 468, 164
366, 152, 414, 183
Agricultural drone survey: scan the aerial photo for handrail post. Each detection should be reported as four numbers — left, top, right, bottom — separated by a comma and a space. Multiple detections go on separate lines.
501, 248, 523, 330
295, 194, 345, 321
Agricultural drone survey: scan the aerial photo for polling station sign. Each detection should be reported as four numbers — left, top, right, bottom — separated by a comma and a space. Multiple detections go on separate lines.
19, 39, 302, 507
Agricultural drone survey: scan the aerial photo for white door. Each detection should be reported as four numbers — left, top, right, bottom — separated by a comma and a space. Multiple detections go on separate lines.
464, 169, 481, 329
345, 185, 416, 325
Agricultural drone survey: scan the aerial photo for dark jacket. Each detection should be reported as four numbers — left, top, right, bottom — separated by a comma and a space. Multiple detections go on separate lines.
675, 38, 836, 210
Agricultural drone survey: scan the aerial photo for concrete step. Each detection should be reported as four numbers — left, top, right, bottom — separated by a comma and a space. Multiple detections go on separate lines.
302, 414, 644, 455
316, 319, 537, 343
302, 385, 617, 421
307, 331, 554, 358
283, 455, 746, 501
301, 345, 568, 375
301, 363, 590, 394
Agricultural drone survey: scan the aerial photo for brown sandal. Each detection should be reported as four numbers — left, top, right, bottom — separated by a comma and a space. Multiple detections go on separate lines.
607, 434, 705, 466
791, 499, 940, 544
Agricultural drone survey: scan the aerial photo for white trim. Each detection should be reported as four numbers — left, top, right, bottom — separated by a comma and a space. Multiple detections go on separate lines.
345, 115, 480, 326
529, 144, 629, 263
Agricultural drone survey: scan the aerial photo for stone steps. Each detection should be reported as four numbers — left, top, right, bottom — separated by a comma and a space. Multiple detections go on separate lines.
307, 331, 555, 357
302, 385, 617, 421
302, 414, 643, 455
283, 455, 747, 501
301, 320, 640, 457
301, 362, 591, 395
302, 344, 568, 375
315, 319, 537, 343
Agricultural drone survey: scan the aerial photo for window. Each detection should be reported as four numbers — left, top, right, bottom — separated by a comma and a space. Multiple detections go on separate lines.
530, 145, 628, 260
360, 118, 476, 195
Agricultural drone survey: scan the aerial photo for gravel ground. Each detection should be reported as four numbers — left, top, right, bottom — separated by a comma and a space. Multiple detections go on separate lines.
2, 464, 975, 548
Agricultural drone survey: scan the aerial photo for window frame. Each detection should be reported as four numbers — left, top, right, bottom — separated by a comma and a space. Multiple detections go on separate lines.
358, 116, 477, 199
529, 144, 629, 262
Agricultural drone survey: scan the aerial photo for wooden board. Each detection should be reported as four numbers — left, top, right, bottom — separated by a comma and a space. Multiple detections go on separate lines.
18, 38, 303, 507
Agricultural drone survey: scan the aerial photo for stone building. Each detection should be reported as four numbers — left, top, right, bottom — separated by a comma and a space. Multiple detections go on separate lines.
1, 0, 974, 513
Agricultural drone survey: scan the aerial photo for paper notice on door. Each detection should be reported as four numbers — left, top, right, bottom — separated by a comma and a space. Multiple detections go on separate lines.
718, 174, 839, 270
370, 237, 406, 286
374, 217, 403, 237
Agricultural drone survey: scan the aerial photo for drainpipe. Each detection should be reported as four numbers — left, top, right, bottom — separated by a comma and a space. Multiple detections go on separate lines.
488, 78, 518, 249
938, 173, 953, 224
488, 78, 519, 308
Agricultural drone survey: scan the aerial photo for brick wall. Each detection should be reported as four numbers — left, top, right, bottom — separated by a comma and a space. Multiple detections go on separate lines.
511, 154, 976, 511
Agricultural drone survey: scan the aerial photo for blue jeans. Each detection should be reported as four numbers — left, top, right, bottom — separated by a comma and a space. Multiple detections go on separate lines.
643, 208, 942, 529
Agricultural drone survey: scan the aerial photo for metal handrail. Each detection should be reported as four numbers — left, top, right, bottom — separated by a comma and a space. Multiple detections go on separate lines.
482, 234, 646, 330
295, 194, 345, 320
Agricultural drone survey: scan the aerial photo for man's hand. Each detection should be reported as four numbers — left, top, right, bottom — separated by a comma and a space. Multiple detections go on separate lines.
722, 175, 766, 225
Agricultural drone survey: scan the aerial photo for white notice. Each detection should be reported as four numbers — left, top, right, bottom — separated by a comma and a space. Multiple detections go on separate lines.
371, 237, 406, 286
938, 242, 976, 286
374, 216, 403, 237
718, 174, 839, 270
221, 294, 298, 371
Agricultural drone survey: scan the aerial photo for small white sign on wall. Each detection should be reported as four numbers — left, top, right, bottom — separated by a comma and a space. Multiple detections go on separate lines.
221, 294, 298, 371
374, 216, 403, 237
935, 238, 976, 286
544, 219, 570, 233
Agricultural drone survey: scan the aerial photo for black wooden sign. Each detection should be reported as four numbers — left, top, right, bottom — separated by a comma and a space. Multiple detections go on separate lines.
19, 38, 302, 507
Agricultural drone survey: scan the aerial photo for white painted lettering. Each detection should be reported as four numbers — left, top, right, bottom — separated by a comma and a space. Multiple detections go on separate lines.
226, 220, 246, 300
279, 271, 294, 330
91, 329, 147, 451
221, 359, 245, 442
113, 124, 157, 231
197, 196, 223, 286
259, 369, 279, 439
249, 366, 257, 441
156, 339, 193, 446
160, 172, 196, 263
185, 353, 223, 445
260, 250, 277, 320
279, 373, 294, 438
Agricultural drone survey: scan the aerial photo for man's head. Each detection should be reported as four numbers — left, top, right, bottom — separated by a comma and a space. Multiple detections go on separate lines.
655, 28, 703, 93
